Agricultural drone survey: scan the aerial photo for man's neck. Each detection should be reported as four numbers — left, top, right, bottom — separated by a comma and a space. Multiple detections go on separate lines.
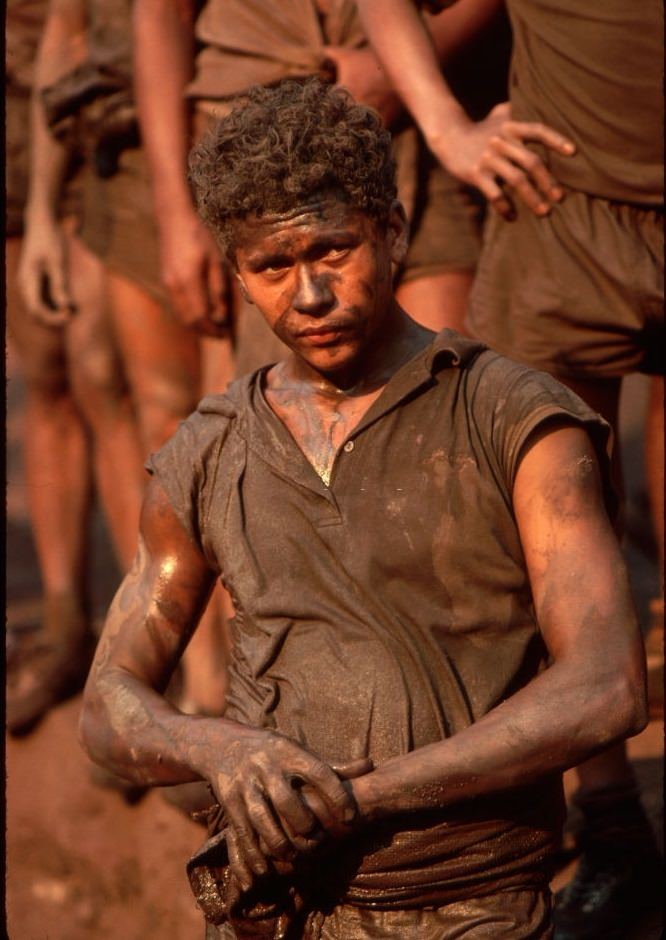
271, 307, 434, 403
262, 308, 434, 486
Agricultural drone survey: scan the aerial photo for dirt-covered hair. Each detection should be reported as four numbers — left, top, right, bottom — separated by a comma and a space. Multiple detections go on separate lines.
188, 77, 397, 257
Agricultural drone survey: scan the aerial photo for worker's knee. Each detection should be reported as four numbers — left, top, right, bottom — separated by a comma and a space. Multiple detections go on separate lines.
134, 377, 197, 451
69, 340, 128, 420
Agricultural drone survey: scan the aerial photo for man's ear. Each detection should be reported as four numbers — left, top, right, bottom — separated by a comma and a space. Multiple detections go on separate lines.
234, 270, 254, 305
388, 200, 409, 265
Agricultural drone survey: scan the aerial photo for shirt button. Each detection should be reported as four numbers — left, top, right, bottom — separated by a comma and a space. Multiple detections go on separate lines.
343, 440, 354, 453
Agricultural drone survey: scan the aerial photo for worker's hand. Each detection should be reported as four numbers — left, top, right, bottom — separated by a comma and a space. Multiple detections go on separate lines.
429, 101, 576, 219
323, 45, 403, 128
18, 213, 76, 327
157, 204, 231, 337
206, 725, 366, 891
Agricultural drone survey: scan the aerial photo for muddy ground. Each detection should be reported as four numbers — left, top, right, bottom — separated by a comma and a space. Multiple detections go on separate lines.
6, 344, 663, 939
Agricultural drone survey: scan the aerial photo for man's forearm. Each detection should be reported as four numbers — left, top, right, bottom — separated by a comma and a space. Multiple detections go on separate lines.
25, 2, 85, 222
426, 0, 504, 68
353, 656, 646, 822
132, 0, 197, 219
82, 665, 246, 787
357, 0, 470, 147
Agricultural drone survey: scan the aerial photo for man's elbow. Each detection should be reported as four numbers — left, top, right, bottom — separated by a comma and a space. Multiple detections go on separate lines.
78, 681, 115, 768
601, 671, 648, 743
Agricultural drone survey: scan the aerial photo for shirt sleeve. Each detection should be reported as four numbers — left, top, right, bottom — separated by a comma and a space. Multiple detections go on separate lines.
470, 351, 618, 522
145, 410, 227, 571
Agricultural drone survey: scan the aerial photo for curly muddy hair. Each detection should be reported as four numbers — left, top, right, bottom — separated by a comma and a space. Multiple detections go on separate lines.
188, 77, 397, 257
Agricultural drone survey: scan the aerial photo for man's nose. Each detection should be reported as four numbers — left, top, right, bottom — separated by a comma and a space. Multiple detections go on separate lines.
292, 266, 334, 316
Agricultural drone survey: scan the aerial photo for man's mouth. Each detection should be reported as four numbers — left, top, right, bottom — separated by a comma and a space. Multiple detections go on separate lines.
296, 322, 355, 346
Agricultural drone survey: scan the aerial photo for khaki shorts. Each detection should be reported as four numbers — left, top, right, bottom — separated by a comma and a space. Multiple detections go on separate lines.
467, 191, 664, 379
77, 145, 170, 309
208, 888, 552, 939
401, 148, 484, 283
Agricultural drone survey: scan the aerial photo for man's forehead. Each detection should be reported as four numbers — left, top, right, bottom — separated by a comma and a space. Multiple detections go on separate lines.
248, 198, 346, 225
233, 196, 370, 245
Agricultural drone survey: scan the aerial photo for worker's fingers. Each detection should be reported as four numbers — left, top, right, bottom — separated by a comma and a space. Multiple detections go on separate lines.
226, 824, 255, 893
504, 119, 576, 156
225, 792, 270, 883
206, 258, 231, 328
469, 171, 516, 220
22, 264, 73, 327
243, 782, 294, 860
261, 770, 320, 840
288, 757, 359, 830
479, 152, 550, 216
331, 757, 374, 780
492, 136, 564, 203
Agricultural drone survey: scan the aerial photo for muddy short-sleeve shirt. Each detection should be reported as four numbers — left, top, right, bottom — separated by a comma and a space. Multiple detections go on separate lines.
147, 331, 613, 905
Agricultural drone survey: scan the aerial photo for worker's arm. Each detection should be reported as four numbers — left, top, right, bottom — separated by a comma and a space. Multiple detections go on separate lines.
79, 478, 360, 891
18, 0, 86, 324
357, 0, 576, 218
132, 0, 229, 335
323, 0, 503, 130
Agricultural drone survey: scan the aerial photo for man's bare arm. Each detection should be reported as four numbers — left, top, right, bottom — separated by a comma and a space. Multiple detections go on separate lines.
132, 0, 229, 335
350, 425, 647, 821
323, 0, 502, 130
80, 478, 359, 890
357, 0, 576, 218
18, 0, 86, 324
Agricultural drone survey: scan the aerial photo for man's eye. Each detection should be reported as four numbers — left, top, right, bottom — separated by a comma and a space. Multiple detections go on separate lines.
325, 247, 351, 262
262, 264, 289, 279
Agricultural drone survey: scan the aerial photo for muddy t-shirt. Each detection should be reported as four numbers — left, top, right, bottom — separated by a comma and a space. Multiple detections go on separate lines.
147, 330, 613, 904
419, 0, 663, 205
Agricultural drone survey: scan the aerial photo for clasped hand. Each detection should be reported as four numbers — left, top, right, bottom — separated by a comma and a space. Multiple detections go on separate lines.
207, 726, 372, 891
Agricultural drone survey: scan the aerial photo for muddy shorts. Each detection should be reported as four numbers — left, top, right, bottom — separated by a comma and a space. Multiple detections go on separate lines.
207, 888, 553, 939
400, 148, 484, 284
77, 145, 170, 309
466, 190, 664, 380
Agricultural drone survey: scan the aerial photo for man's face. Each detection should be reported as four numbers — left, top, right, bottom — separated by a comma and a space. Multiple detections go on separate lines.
232, 194, 408, 377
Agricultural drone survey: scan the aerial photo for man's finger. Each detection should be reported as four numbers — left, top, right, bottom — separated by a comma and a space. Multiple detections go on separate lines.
226, 825, 254, 893
294, 759, 359, 826
481, 153, 549, 216
263, 772, 320, 839
469, 172, 516, 221
47, 264, 76, 315
167, 273, 208, 328
493, 136, 564, 203
225, 793, 270, 879
206, 259, 230, 327
332, 757, 374, 780
23, 265, 71, 327
505, 120, 576, 156
244, 783, 293, 859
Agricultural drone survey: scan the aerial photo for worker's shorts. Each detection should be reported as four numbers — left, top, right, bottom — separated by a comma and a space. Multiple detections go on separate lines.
467, 191, 664, 380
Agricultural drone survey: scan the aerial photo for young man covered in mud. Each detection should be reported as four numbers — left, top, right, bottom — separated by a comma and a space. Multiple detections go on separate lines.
80, 78, 647, 940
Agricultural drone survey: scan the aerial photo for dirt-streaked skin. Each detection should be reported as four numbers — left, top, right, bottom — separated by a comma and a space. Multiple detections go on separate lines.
80, 194, 647, 894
